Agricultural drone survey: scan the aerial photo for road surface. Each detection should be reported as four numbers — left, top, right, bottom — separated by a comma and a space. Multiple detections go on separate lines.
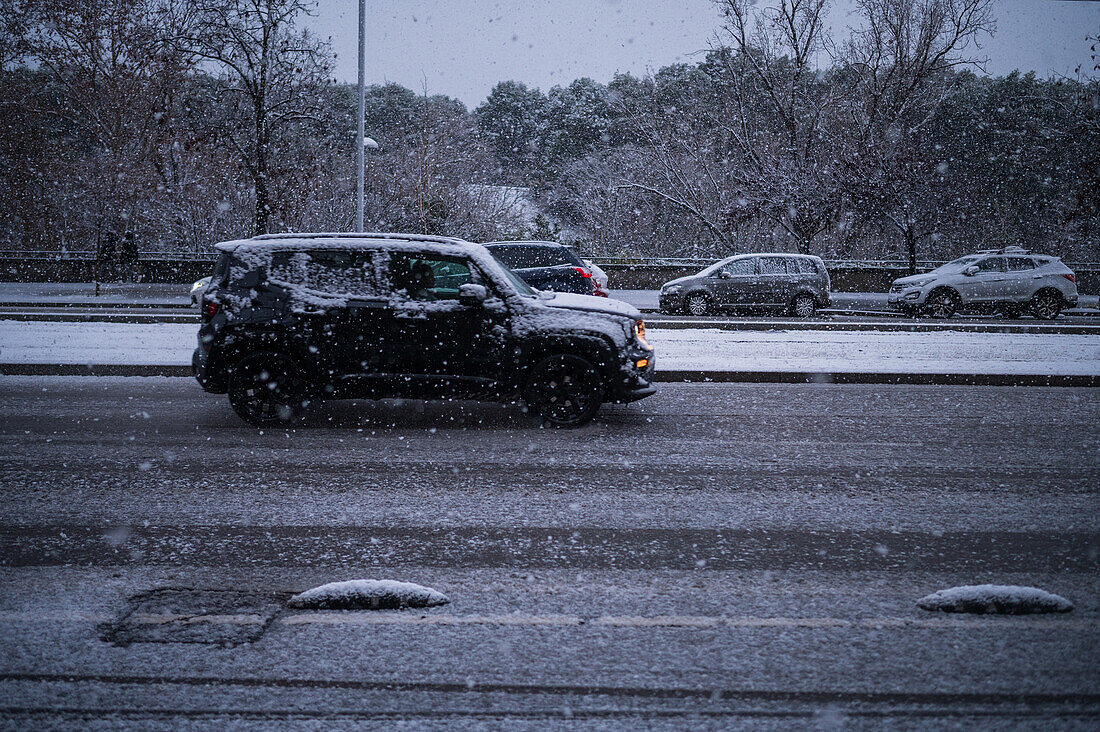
0, 377, 1097, 727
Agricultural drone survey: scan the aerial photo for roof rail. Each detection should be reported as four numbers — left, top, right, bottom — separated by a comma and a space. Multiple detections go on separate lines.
975, 246, 1032, 255
251, 232, 470, 245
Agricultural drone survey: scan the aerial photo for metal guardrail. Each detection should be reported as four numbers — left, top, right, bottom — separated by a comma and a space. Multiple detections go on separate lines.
0, 251, 218, 260
587, 257, 1100, 269
0, 250, 1097, 270
588, 257, 955, 268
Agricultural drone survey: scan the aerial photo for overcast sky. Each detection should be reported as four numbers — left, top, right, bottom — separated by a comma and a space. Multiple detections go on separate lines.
307, 0, 1100, 109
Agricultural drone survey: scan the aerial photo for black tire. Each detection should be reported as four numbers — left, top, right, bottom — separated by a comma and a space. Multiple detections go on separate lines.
228, 354, 309, 426
924, 289, 957, 319
1030, 290, 1062, 320
790, 293, 816, 318
523, 354, 604, 428
684, 293, 711, 316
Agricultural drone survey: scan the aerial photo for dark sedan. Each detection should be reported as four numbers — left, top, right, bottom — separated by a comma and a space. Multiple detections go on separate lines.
483, 241, 596, 296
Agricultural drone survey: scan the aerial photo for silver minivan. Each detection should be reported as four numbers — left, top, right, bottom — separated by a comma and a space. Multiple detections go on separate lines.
659, 254, 831, 317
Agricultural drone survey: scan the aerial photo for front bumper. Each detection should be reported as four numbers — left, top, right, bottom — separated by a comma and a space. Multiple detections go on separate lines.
658, 292, 682, 313
609, 347, 656, 403
887, 289, 926, 308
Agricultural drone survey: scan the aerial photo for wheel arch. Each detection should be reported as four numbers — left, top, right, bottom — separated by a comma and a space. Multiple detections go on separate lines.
514, 332, 618, 394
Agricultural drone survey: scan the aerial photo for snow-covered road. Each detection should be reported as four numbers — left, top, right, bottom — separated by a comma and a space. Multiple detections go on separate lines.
1, 319, 1098, 375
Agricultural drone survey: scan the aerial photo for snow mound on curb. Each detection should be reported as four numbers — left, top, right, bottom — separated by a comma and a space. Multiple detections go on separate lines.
917, 585, 1073, 615
288, 580, 450, 610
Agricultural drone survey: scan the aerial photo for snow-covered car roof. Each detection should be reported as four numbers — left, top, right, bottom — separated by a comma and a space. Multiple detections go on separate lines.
214, 232, 479, 257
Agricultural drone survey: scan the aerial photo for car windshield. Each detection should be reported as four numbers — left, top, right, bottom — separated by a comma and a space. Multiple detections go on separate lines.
699, 257, 741, 276
929, 256, 981, 274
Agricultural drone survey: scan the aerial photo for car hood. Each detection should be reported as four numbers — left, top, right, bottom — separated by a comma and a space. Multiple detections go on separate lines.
893, 273, 934, 286
661, 275, 693, 288
542, 291, 640, 319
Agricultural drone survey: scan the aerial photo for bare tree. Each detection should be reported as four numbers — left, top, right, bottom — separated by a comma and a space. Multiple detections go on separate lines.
841, 0, 995, 270
7, 0, 171, 252
183, 0, 331, 235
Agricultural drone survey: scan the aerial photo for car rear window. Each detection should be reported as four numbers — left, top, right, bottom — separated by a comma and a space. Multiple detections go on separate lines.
488, 245, 578, 269
757, 257, 786, 275
789, 258, 817, 275
269, 249, 381, 297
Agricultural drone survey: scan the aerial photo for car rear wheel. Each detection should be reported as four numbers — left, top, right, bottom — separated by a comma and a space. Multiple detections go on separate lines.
1031, 290, 1062, 320
228, 354, 309, 427
684, 293, 711, 316
924, 289, 957, 318
524, 354, 604, 428
791, 294, 816, 318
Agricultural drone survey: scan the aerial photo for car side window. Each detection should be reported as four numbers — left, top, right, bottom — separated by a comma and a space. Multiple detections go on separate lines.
976, 256, 1006, 273
720, 259, 754, 276
788, 258, 812, 275
269, 249, 380, 297
389, 253, 472, 301
1006, 256, 1035, 271
757, 257, 785, 276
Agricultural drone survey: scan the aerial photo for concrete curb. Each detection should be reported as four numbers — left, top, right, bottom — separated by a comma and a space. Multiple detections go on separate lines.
0, 364, 193, 377
3, 310, 1099, 333
653, 371, 1100, 387
2, 363, 1097, 386
644, 317, 1100, 335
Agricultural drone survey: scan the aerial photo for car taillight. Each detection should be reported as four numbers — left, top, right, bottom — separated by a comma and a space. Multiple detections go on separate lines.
202, 300, 220, 321
572, 267, 592, 278
1063, 273, 1076, 283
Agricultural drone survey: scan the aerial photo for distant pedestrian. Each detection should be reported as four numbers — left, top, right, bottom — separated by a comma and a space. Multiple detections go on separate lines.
97, 231, 118, 282
119, 231, 139, 282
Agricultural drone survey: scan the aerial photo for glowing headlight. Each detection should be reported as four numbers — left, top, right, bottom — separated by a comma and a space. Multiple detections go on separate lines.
634, 320, 649, 348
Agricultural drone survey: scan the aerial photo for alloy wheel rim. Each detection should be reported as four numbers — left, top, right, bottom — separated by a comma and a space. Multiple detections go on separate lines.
530, 358, 601, 424
687, 295, 707, 316
1035, 295, 1058, 319
795, 297, 814, 317
929, 294, 953, 318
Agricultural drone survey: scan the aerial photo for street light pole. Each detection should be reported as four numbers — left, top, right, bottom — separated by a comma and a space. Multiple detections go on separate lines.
355, 0, 366, 232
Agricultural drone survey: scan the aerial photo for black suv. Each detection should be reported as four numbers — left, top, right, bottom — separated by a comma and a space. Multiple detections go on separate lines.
483, 241, 596, 296
193, 233, 655, 427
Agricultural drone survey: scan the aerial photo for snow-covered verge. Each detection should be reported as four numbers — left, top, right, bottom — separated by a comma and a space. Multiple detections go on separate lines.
0, 320, 1098, 375
649, 328, 1100, 375
288, 580, 449, 610
917, 585, 1074, 615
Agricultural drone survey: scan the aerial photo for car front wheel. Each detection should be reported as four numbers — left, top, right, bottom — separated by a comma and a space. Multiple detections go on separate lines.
924, 289, 957, 318
524, 354, 604, 428
1031, 291, 1062, 320
228, 354, 309, 426
684, 293, 711, 316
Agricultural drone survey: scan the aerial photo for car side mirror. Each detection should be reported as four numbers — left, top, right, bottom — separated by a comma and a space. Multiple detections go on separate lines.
963, 265, 979, 276
715, 270, 731, 279
238, 268, 266, 288
458, 283, 487, 306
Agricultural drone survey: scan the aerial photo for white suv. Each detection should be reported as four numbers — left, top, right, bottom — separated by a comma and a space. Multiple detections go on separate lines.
888, 247, 1079, 319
